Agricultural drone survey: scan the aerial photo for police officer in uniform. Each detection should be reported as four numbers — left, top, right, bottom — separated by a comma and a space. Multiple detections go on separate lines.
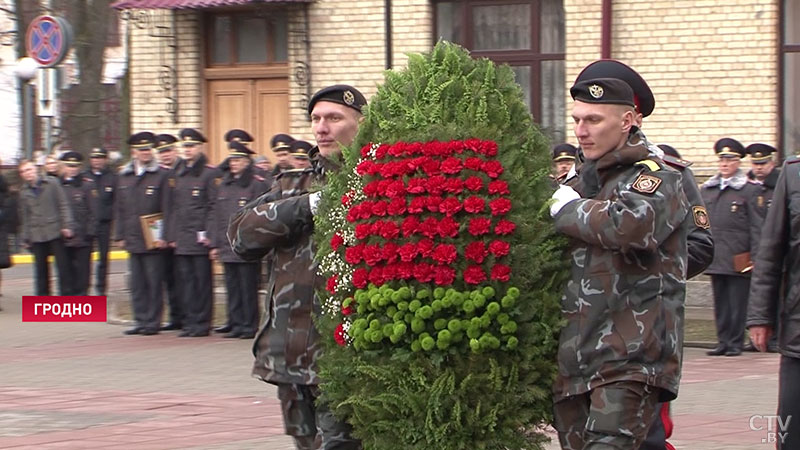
210, 140, 269, 339
155, 133, 184, 331
701, 138, 764, 356
270, 133, 295, 176
86, 148, 117, 296
60, 151, 97, 296
552, 143, 577, 181
290, 140, 313, 170
166, 128, 220, 337
115, 132, 169, 336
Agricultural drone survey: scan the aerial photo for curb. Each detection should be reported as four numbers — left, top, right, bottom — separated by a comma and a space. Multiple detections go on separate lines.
11, 250, 129, 265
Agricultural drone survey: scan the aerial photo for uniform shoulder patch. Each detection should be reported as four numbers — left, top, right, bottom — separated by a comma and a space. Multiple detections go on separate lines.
631, 174, 662, 194
692, 206, 710, 229
635, 159, 661, 172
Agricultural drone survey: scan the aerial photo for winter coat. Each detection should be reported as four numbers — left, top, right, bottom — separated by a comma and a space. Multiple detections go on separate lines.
164, 154, 221, 256
114, 159, 169, 254
19, 175, 75, 244
61, 176, 97, 248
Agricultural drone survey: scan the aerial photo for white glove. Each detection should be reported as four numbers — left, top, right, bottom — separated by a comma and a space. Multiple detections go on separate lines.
309, 191, 322, 215
550, 184, 581, 217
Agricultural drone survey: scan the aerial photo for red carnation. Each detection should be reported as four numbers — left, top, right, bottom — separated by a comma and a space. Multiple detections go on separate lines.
488, 180, 510, 195
356, 160, 377, 176
408, 197, 426, 214
439, 197, 463, 216
382, 263, 398, 282
382, 242, 400, 264
385, 179, 406, 198
465, 241, 488, 263
490, 264, 512, 282
463, 265, 487, 285
464, 157, 484, 171
489, 198, 512, 216
346, 207, 359, 223
354, 201, 371, 220
443, 177, 464, 194
420, 157, 441, 176
401, 215, 421, 237
426, 175, 446, 195
465, 138, 481, 152
482, 160, 504, 178
420, 217, 440, 239
379, 161, 398, 178
413, 263, 434, 283
345, 244, 364, 264
396, 262, 413, 279
379, 221, 400, 240
330, 233, 344, 251
407, 178, 427, 194
465, 176, 484, 192
334, 323, 346, 346
398, 242, 419, 262
432, 243, 458, 264
495, 219, 516, 235
480, 140, 498, 157
372, 200, 388, 217
388, 143, 405, 157
375, 144, 389, 160
368, 266, 386, 286
362, 181, 380, 198
488, 240, 510, 257
448, 140, 465, 154
326, 275, 338, 294
433, 266, 456, 286
463, 196, 486, 214
342, 304, 354, 316
441, 157, 464, 175
426, 196, 443, 213
417, 239, 435, 258
355, 223, 373, 240
387, 197, 407, 216
468, 217, 492, 236
407, 141, 423, 156
363, 244, 383, 266
352, 268, 369, 288
437, 216, 460, 238
360, 144, 372, 158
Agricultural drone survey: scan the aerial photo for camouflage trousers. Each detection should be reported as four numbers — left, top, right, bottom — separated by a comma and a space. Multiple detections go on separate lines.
276, 383, 362, 450
553, 381, 660, 450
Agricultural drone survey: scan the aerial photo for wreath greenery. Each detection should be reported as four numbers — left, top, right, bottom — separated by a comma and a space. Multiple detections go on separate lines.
314, 41, 569, 449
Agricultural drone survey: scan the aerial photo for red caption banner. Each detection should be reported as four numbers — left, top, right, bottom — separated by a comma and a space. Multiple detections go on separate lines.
22, 296, 107, 322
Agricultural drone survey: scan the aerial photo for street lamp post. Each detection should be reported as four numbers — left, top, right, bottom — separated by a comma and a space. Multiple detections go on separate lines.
13, 57, 38, 161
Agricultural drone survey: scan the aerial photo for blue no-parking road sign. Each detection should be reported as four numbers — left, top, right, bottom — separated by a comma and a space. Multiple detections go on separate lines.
26, 15, 72, 68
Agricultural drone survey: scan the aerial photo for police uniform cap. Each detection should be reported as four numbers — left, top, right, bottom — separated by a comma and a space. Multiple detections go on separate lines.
575, 59, 655, 118
290, 140, 313, 159
552, 143, 577, 162
60, 151, 83, 166
714, 137, 746, 159
154, 134, 178, 153
570, 78, 636, 109
657, 144, 681, 159
89, 147, 108, 159
271, 133, 295, 152
224, 129, 253, 143
128, 131, 156, 150
228, 140, 255, 158
746, 143, 776, 164
179, 128, 207, 146
307, 84, 366, 115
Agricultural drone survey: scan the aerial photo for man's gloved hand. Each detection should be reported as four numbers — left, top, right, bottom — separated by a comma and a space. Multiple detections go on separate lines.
550, 184, 580, 217
309, 191, 322, 215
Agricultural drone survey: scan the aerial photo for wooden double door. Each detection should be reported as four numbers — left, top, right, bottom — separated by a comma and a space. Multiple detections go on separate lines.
205, 77, 289, 164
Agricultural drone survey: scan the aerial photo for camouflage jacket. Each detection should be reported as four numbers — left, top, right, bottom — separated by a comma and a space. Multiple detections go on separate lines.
228, 147, 339, 386
553, 131, 689, 403
701, 169, 764, 276
61, 176, 97, 248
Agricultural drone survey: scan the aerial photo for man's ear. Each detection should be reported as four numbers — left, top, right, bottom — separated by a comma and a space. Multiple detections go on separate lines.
621, 109, 635, 133
357, 114, 366, 124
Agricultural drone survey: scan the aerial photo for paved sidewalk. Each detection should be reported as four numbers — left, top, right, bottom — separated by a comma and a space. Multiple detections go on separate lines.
0, 262, 782, 449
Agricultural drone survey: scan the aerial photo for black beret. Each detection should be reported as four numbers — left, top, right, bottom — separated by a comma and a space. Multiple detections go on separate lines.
179, 128, 207, 146
60, 151, 83, 166
746, 143, 777, 163
89, 147, 108, 158
552, 143, 577, 161
290, 140, 313, 159
271, 134, 295, 152
307, 84, 366, 114
657, 144, 681, 159
714, 138, 746, 158
154, 134, 178, 153
570, 78, 636, 108
575, 60, 655, 118
228, 141, 255, 158
128, 131, 155, 149
224, 129, 253, 143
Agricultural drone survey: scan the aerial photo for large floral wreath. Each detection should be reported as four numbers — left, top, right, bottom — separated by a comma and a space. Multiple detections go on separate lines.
314, 42, 568, 449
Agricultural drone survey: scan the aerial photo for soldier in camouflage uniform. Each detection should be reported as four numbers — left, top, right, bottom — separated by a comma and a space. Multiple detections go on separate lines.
59, 151, 97, 296
549, 76, 689, 450
228, 85, 365, 450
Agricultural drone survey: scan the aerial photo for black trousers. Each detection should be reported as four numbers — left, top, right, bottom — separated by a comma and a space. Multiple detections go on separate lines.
176, 255, 213, 333
778, 355, 800, 450
93, 221, 112, 295
710, 274, 750, 351
162, 247, 183, 326
223, 262, 260, 333
128, 252, 165, 331
30, 238, 70, 296
65, 245, 91, 296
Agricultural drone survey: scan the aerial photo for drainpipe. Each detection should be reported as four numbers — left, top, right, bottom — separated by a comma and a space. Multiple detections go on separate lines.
385, 0, 392, 69
601, 0, 612, 58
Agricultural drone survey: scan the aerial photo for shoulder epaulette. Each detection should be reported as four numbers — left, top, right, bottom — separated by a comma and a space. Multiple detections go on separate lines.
787, 155, 800, 164
661, 154, 693, 169
635, 159, 661, 172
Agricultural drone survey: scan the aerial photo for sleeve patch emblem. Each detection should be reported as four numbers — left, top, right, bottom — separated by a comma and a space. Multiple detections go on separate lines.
693, 206, 710, 229
631, 174, 662, 194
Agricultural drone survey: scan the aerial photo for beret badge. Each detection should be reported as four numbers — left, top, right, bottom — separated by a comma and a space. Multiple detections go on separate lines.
343, 90, 355, 106
589, 84, 604, 99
